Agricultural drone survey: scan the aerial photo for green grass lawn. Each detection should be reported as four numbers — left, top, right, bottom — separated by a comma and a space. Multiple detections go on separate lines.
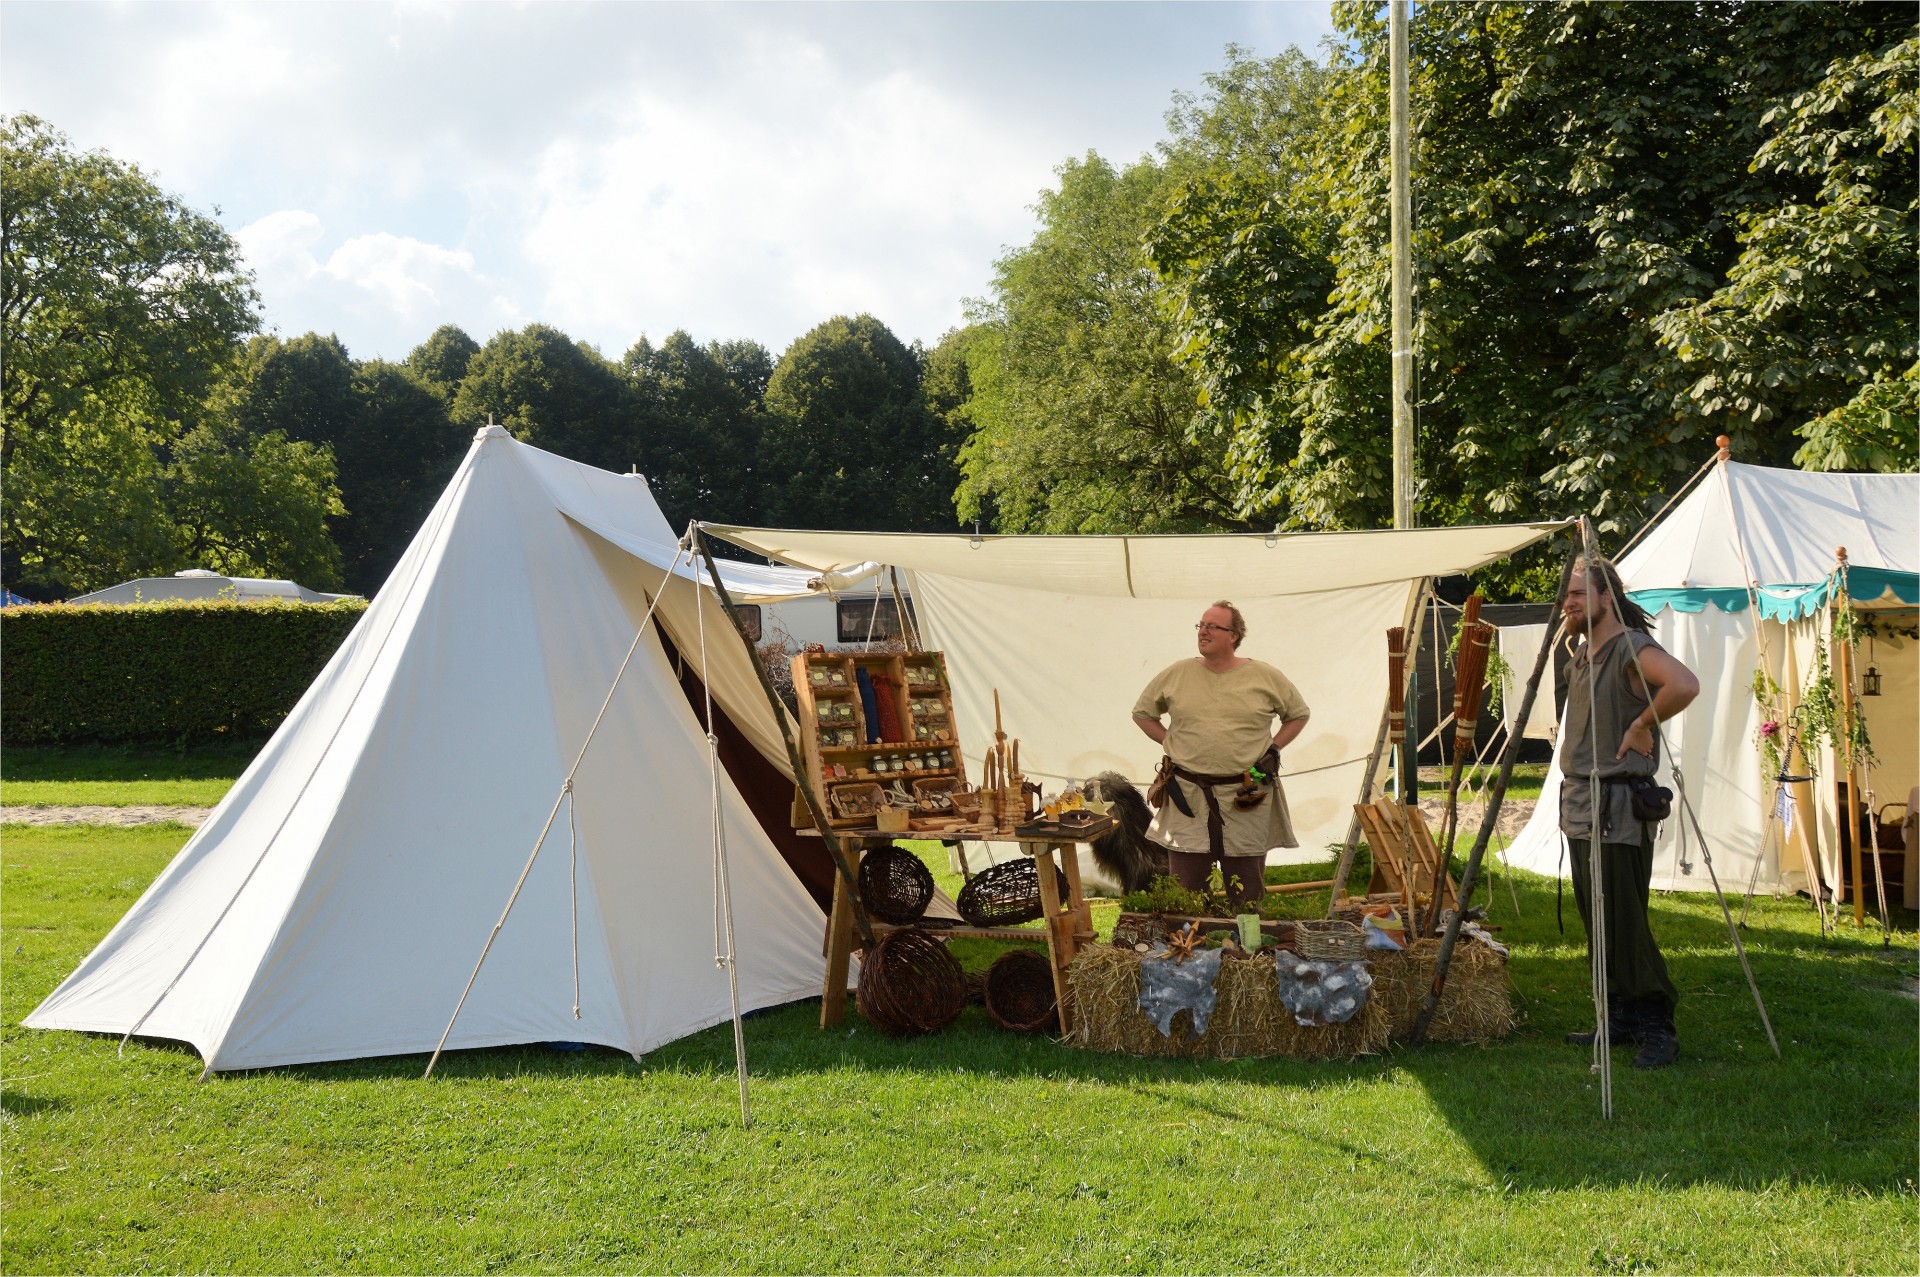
4, 815, 1914, 1274
0, 742, 255, 807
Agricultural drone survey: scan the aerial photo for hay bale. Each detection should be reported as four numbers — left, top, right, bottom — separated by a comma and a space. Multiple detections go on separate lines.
1064, 948, 1388, 1061
1370, 936, 1515, 1043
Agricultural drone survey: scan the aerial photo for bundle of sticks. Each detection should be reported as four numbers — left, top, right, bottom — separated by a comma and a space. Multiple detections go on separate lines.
981, 688, 1028, 831
1429, 596, 1497, 934
1386, 626, 1408, 747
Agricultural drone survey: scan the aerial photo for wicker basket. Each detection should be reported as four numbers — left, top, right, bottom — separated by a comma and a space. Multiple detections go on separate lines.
857, 845, 935, 925
956, 857, 1068, 928
855, 927, 967, 1036
983, 948, 1059, 1034
1295, 919, 1367, 962
828, 781, 884, 822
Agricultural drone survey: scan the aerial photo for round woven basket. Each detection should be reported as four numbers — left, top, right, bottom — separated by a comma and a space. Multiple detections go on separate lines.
855, 927, 966, 1036
857, 845, 934, 925
955, 857, 1068, 928
982, 948, 1059, 1034
1295, 918, 1366, 962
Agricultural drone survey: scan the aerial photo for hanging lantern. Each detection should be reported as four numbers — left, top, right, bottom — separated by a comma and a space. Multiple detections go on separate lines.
1861, 665, 1882, 696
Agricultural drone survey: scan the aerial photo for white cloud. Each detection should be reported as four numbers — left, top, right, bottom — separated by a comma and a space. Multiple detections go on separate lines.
234, 210, 326, 279
6, 3, 1338, 359
234, 210, 521, 357
521, 32, 1062, 354
324, 233, 478, 318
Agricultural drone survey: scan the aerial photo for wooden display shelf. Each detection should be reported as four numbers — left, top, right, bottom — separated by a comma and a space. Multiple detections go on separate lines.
792, 648, 968, 829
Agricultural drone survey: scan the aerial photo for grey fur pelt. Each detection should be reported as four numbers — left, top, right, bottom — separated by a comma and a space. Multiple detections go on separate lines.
1080, 771, 1167, 895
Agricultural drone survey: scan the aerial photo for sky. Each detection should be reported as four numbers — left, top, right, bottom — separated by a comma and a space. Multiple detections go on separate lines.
2, 1, 1336, 364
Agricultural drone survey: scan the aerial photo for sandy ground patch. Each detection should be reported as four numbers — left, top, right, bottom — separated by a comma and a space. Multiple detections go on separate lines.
1417, 796, 1536, 841
2, 805, 212, 827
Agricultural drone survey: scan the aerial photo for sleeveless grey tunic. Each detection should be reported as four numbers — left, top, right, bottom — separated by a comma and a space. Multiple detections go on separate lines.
1558, 630, 1662, 841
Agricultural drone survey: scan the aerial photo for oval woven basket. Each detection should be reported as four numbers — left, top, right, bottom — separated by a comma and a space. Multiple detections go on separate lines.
1295, 918, 1367, 962
855, 927, 966, 1036
857, 845, 934, 925
955, 857, 1068, 928
982, 948, 1059, 1034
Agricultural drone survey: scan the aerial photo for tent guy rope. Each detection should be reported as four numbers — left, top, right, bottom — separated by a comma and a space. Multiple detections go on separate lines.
695, 527, 754, 1128
424, 540, 692, 1080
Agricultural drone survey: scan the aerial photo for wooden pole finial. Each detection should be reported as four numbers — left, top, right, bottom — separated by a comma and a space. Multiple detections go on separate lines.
1837, 546, 1849, 564
1715, 435, 1731, 459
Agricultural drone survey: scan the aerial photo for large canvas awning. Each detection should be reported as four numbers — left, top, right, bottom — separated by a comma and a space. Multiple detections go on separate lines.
709, 519, 1568, 864
705, 522, 1568, 599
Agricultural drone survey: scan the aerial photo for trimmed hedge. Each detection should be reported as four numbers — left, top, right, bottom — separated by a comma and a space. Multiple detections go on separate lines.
2, 599, 368, 746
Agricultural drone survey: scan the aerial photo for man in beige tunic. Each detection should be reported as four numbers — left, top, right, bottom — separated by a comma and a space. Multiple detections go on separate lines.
1132, 600, 1312, 910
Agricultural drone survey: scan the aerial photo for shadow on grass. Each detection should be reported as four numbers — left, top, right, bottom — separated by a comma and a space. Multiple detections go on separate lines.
0, 741, 263, 785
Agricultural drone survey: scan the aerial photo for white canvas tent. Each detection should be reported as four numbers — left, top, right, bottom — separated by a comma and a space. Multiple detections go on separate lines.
707, 520, 1567, 867
1504, 461, 1919, 895
27, 426, 839, 1073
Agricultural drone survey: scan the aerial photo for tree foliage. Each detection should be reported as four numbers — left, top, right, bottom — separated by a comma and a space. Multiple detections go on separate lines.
762, 314, 955, 530
451, 324, 635, 473
958, 154, 1241, 533
624, 331, 770, 529
1143, 3, 1915, 594
0, 115, 352, 596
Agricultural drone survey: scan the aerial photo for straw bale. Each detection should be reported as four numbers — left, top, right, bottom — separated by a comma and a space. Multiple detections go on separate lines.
1064, 949, 1388, 1061
1369, 936, 1515, 1043
1064, 934, 1514, 1060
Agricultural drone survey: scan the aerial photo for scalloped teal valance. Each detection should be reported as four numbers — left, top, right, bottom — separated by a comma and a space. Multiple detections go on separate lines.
1630, 567, 1920, 622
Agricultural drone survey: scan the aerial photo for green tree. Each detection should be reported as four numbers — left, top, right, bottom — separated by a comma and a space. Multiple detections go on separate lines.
406, 324, 482, 404
451, 324, 636, 472
1652, 29, 1918, 471
959, 154, 1239, 533
210, 333, 459, 593
1150, 3, 1915, 595
165, 425, 345, 587
761, 315, 953, 530
1, 114, 259, 595
338, 361, 463, 590
624, 331, 766, 528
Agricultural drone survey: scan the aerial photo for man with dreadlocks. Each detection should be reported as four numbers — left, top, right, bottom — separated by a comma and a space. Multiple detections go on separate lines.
1559, 556, 1700, 1069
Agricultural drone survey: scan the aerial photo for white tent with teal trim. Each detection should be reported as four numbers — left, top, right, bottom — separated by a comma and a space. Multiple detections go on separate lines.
1505, 461, 1919, 898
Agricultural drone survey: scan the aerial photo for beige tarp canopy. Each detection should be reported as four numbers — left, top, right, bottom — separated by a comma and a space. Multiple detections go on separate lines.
708, 520, 1567, 864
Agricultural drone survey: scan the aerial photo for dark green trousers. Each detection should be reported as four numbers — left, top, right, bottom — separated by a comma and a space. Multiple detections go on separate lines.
1567, 836, 1678, 1030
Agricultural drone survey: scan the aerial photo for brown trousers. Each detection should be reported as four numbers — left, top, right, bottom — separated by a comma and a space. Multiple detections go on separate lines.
1167, 849, 1268, 912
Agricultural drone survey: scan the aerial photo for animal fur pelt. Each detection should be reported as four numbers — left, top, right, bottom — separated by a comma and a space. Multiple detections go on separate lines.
1081, 771, 1166, 895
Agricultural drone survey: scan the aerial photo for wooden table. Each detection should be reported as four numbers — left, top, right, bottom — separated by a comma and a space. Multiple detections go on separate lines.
817, 819, 1113, 1034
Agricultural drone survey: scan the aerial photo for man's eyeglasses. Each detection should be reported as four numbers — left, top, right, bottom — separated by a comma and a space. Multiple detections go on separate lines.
1194, 623, 1234, 635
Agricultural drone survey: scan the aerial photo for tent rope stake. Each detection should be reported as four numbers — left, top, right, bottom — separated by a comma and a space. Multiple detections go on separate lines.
424, 541, 692, 1080
692, 524, 876, 950
694, 527, 753, 1129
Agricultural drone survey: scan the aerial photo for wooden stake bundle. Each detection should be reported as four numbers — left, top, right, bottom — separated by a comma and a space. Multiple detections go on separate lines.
1428, 601, 1496, 936
1386, 627, 1408, 745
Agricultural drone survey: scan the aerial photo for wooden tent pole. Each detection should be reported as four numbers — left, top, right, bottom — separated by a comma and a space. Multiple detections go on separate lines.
1410, 538, 1579, 1045
692, 524, 874, 948
1833, 548, 1864, 926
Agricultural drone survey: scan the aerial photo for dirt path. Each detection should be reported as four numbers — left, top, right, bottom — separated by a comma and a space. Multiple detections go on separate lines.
1417, 796, 1536, 841
3, 798, 1541, 840
2, 806, 212, 827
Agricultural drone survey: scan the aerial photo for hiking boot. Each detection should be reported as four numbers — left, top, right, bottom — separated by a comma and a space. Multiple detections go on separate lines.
1564, 995, 1635, 1047
1563, 1022, 1638, 1048
1631, 1029, 1680, 1069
